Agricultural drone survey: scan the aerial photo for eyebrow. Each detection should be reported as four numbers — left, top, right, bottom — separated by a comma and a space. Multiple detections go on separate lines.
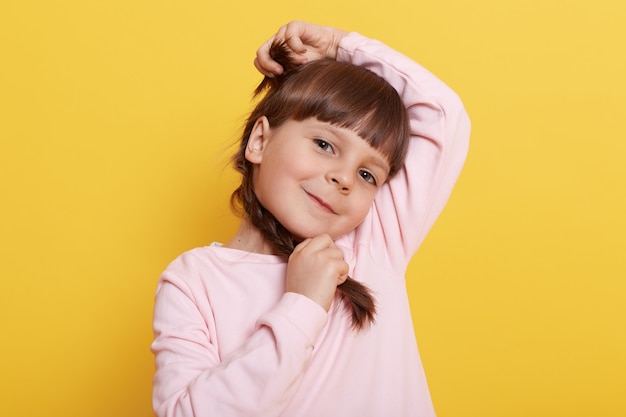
318, 123, 391, 168
314, 123, 391, 174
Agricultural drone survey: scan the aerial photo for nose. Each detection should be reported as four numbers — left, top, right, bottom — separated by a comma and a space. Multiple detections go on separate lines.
327, 166, 353, 193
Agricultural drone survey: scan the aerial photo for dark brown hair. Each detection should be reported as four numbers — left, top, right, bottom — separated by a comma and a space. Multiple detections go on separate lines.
231, 43, 410, 329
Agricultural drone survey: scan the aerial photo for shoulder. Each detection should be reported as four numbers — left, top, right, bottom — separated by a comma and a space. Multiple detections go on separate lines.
159, 243, 287, 295
163, 244, 220, 277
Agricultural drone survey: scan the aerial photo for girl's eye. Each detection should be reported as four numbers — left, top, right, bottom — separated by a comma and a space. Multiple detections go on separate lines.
314, 139, 334, 153
359, 170, 377, 185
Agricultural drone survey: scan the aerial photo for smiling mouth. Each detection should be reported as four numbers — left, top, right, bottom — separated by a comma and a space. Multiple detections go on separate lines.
305, 191, 337, 214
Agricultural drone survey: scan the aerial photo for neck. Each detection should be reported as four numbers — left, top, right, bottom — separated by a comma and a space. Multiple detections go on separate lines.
223, 218, 278, 255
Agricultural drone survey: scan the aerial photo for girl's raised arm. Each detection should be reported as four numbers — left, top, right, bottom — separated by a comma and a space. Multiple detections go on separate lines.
337, 32, 471, 268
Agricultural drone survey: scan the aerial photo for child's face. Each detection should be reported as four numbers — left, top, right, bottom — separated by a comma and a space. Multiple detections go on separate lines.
245, 117, 391, 240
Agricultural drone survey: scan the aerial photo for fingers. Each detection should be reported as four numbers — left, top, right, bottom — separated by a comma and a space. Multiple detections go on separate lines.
292, 235, 349, 282
336, 272, 349, 286
293, 234, 332, 253
280, 21, 308, 54
254, 35, 282, 77
287, 234, 350, 310
254, 20, 329, 77
254, 22, 296, 77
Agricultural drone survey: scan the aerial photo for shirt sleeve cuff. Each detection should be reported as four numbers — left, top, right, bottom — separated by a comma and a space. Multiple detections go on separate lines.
258, 292, 329, 347
337, 32, 370, 64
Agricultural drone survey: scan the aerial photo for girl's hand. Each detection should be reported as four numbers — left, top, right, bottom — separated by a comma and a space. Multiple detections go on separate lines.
285, 234, 349, 312
254, 20, 349, 78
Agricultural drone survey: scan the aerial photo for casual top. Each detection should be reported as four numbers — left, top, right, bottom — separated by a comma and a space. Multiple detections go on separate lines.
151, 32, 471, 417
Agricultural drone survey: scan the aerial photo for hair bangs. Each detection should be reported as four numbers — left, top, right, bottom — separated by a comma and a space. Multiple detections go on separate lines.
257, 59, 410, 178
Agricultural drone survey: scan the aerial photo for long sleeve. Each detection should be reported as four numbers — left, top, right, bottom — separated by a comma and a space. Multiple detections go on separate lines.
151, 251, 328, 417
337, 33, 470, 271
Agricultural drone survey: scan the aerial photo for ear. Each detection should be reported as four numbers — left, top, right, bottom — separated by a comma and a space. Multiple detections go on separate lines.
245, 116, 271, 164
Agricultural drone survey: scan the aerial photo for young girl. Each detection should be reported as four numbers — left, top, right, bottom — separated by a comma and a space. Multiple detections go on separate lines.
151, 20, 470, 417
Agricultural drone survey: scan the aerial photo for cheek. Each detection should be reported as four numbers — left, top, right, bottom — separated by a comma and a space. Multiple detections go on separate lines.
350, 191, 377, 222
252, 159, 300, 208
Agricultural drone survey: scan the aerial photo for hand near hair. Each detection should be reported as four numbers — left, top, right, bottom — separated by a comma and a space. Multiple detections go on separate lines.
254, 20, 348, 78
286, 235, 349, 312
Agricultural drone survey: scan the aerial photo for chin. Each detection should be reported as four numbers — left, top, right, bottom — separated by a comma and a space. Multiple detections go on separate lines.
290, 228, 347, 242
281, 218, 352, 242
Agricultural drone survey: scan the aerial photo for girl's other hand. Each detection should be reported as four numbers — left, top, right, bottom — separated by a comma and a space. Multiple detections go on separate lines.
254, 20, 349, 78
286, 234, 349, 312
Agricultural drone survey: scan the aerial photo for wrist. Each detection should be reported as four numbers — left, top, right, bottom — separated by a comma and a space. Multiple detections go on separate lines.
328, 28, 349, 60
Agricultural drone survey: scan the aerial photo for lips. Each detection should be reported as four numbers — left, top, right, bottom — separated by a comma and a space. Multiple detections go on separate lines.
305, 190, 337, 214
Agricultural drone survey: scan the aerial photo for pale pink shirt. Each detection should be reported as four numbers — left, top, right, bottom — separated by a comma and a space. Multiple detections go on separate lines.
152, 32, 471, 417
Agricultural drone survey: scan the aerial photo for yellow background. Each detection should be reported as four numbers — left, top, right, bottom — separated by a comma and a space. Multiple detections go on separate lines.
1, 0, 624, 416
